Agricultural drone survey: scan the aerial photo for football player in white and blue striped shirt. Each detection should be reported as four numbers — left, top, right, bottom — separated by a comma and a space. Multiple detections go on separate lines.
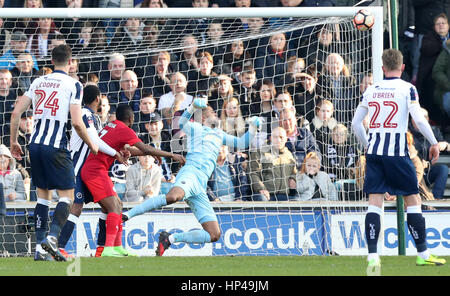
10, 45, 99, 261
352, 49, 446, 267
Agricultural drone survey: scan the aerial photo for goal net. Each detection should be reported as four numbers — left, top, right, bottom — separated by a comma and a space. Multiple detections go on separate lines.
0, 7, 386, 257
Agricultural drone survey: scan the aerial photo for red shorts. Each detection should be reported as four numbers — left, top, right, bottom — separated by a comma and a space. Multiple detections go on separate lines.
81, 166, 116, 203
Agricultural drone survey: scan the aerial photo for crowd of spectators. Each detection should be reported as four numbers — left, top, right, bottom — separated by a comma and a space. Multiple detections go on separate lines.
0, 0, 448, 204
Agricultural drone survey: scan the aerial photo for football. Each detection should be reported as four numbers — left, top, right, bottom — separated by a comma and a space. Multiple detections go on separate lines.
353, 9, 374, 31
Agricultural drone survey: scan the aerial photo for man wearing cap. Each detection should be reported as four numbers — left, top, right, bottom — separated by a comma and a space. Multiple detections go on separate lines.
140, 111, 175, 187
0, 31, 39, 71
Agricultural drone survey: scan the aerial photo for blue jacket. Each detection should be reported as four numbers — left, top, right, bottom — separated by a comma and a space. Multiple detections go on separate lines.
0, 50, 39, 71
208, 154, 250, 201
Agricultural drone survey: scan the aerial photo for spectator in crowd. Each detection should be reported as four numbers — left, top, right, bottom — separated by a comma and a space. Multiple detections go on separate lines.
55, 0, 86, 47
139, 111, 175, 192
0, 69, 17, 140
0, 144, 26, 202
208, 74, 235, 112
26, 17, 59, 59
140, 20, 161, 51
185, 0, 212, 43
98, 52, 126, 113
110, 17, 144, 50
134, 93, 157, 134
258, 79, 279, 136
203, 20, 227, 68
220, 97, 246, 137
417, 13, 449, 125
0, 31, 39, 71
406, 131, 436, 203
86, 73, 98, 85
208, 145, 251, 201
221, 39, 252, 75
36, 66, 52, 77
0, 17, 10, 55
124, 155, 162, 202
233, 65, 260, 117
90, 24, 108, 52
256, 79, 279, 146
358, 72, 373, 96
140, 0, 167, 8
279, 56, 306, 88
11, 52, 38, 96
295, 151, 338, 201
254, 32, 295, 85
287, 65, 318, 124
258, 79, 277, 116
432, 38, 450, 122
317, 52, 357, 124
173, 34, 200, 77
77, 24, 109, 74
139, 0, 168, 27
273, 90, 295, 115
187, 51, 218, 97
279, 107, 319, 168
68, 58, 87, 84
410, 107, 449, 199
113, 69, 141, 113
2, 110, 34, 201
411, 0, 449, 84
298, 25, 341, 73
324, 124, 359, 192
228, 0, 252, 30
245, 17, 268, 59
142, 51, 174, 100
248, 126, 297, 201
72, 20, 94, 54
310, 99, 338, 157
97, 94, 112, 126
48, 32, 67, 54
2, 0, 44, 33
158, 72, 193, 122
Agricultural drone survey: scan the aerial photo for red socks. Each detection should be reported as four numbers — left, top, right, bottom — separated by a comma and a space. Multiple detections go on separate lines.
105, 213, 123, 247
115, 216, 123, 247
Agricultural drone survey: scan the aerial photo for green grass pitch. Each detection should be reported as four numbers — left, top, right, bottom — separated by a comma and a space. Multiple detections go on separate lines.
0, 256, 449, 276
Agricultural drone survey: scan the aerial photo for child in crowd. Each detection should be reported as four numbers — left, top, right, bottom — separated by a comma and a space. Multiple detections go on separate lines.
296, 151, 337, 201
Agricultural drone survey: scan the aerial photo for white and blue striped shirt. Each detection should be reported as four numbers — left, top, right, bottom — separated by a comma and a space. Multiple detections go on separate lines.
25, 70, 83, 149
360, 77, 418, 157
70, 106, 102, 176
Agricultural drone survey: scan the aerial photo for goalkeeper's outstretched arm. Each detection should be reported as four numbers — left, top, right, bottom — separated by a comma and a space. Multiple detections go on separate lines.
221, 117, 261, 150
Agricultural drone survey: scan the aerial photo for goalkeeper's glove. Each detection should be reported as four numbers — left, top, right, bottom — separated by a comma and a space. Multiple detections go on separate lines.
247, 116, 263, 134
187, 97, 207, 114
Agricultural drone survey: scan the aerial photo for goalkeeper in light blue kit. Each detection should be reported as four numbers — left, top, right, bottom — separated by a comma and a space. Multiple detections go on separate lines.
123, 98, 261, 256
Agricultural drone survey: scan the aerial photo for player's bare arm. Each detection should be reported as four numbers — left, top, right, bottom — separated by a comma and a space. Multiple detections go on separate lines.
127, 141, 186, 166
9, 95, 32, 160
70, 104, 99, 155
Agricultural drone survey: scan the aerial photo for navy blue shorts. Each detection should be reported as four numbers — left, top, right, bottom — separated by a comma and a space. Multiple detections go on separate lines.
29, 143, 75, 190
364, 154, 419, 196
74, 174, 94, 204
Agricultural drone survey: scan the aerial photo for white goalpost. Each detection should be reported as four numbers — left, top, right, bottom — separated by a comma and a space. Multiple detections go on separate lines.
0, 6, 397, 258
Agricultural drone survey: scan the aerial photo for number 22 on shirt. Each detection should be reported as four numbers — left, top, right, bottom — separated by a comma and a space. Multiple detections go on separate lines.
368, 101, 398, 129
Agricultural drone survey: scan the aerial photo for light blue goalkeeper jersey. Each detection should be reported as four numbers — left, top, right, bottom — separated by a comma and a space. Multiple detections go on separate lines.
178, 109, 253, 180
